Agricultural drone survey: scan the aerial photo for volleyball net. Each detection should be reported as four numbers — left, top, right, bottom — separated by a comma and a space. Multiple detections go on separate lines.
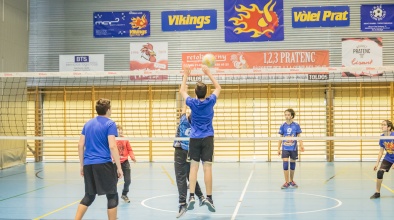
1, 66, 394, 162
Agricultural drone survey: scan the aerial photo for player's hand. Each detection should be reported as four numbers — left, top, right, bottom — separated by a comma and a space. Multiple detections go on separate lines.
80, 166, 84, 177
117, 169, 124, 179
278, 150, 281, 156
300, 146, 304, 152
183, 64, 191, 77
373, 165, 377, 171
202, 65, 210, 75
132, 158, 136, 163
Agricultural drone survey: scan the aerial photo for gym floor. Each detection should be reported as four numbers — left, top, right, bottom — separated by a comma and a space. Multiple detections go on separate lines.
1, 161, 393, 219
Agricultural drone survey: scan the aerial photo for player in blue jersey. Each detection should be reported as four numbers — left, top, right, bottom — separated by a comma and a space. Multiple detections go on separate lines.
179, 65, 221, 212
370, 120, 394, 199
173, 95, 204, 218
75, 99, 123, 220
278, 108, 304, 189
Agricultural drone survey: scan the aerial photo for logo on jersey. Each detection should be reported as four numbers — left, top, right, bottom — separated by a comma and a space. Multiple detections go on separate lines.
185, 128, 191, 136
384, 141, 394, 154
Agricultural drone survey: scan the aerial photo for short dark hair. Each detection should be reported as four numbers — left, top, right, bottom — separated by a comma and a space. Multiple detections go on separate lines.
195, 81, 207, 99
285, 108, 295, 119
96, 98, 111, 115
384, 120, 394, 131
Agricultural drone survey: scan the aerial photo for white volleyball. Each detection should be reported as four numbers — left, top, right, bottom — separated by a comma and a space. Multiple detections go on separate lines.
202, 53, 216, 68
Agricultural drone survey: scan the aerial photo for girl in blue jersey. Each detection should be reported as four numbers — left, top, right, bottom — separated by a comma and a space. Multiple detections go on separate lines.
370, 120, 394, 199
173, 98, 204, 218
278, 109, 304, 189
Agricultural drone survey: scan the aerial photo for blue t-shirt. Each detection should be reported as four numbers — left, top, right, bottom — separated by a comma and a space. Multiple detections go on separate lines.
186, 94, 217, 138
82, 116, 118, 165
278, 122, 302, 151
173, 114, 191, 150
379, 132, 394, 163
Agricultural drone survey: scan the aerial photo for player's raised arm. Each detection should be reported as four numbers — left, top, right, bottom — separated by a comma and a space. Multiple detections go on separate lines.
202, 65, 221, 98
180, 65, 191, 100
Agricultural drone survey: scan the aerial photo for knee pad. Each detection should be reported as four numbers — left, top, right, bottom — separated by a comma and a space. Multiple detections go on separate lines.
106, 193, 119, 209
80, 193, 96, 207
283, 161, 289, 170
377, 170, 385, 179
290, 162, 296, 170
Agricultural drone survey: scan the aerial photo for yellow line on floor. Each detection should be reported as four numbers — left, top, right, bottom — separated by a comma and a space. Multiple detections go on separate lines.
161, 165, 175, 185
32, 181, 126, 220
364, 172, 394, 193
32, 200, 80, 220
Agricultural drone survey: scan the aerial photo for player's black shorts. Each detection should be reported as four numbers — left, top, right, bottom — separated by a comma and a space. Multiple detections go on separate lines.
380, 159, 393, 172
187, 136, 214, 163
83, 162, 118, 195
281, 150, 298, 160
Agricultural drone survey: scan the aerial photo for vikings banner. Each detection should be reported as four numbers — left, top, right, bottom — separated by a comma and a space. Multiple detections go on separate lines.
361, 5, 394, 32
161, 10, 217, 31
225, 0, 284, 42
94, 11, 150, 38
341, 38, 383, 77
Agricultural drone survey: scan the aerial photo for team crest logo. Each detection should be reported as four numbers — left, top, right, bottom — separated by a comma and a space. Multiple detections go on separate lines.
229, 0, 279, 38
231, 54, 249, 69
384, 141, 394, 154
140, 43, 156, 62
370, 5, 386, 21
130, 14, 148, 29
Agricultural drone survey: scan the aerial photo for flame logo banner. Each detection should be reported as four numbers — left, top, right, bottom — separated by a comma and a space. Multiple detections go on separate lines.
131, 14, 148, 29
225, 0, 283, 42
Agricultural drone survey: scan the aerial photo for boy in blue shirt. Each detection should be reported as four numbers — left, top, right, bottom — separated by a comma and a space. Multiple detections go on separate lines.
370, 120, 394, 199
173, 97, 204, 218
75, 98, 123, 220
278, 109, 304, 189
179, 65, 221, 212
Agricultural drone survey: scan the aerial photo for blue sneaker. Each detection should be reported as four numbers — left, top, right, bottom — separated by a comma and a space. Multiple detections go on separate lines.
187, 196, 195, 210
203, 197, 216, 212
199, 196, 205, 207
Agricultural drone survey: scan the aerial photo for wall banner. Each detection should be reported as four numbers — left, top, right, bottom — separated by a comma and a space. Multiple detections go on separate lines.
182, 50, 329, 81
161, 10, 217, 31
361, 5, 394, 32
292, 6, 350, 28
94, 11, 150, 38
59, 54, 104, 71
224, 0, 284, 42
341, 38, 383, 77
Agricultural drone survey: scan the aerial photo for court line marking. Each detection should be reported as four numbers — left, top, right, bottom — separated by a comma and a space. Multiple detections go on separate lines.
140, 194, 230, 216
363, 172, 394, 193
141, 191, 342, 216
0, 185, 51, 202
32, 200, 80, 220
32, 174, 143, 220
161, 165, 175, 186
231, 170, 254, 220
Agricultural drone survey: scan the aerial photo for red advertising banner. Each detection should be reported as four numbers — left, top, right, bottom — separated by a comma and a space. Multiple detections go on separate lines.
182, 50, 329, 71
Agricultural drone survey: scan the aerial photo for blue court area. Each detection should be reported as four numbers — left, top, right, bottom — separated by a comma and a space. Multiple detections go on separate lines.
1, 162, 394, 219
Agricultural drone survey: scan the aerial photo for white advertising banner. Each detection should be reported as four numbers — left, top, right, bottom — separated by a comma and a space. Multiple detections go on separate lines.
130, 42, 168, 70
59, 54, 104, 71
341, 38, 383, 77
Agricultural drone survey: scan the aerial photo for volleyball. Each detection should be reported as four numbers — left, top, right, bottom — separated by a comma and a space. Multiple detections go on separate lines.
202, 53, 216, 68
